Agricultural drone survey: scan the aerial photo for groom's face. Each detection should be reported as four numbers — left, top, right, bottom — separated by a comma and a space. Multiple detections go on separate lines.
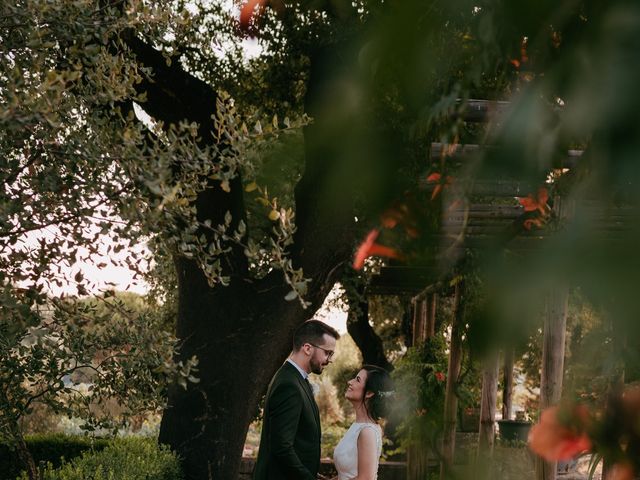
309, 334, 337, 375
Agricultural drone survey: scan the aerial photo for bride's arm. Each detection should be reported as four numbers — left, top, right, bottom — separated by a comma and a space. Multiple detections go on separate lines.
354, 427, 378, 480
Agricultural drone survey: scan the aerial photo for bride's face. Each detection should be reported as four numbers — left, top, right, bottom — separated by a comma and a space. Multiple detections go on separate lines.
345, 369, 369, 403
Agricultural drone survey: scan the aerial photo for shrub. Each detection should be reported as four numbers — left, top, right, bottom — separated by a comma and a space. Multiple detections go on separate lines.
18, 437, 183, 480
0, 434, 109, 480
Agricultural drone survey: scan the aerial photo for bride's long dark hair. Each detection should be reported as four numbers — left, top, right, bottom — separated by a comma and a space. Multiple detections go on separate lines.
362, 364, 394, 422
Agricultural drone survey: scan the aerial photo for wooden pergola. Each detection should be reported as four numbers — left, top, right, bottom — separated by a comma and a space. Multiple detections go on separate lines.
364, 99, 629, 480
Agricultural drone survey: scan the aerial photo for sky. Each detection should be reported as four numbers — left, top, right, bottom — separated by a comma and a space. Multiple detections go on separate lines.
19, 222, 348, 332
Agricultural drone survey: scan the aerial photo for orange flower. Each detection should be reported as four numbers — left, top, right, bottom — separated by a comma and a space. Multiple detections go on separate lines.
353, 229, 402, 270
518, 187, 549, 214
435, 372, 445, 382
529, 406, 592, 461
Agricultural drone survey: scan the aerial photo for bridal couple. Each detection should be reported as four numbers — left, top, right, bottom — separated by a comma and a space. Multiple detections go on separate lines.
253, 319, 393, 480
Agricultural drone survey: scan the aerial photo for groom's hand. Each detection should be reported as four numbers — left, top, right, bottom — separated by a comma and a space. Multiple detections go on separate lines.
316, 474, 333, 480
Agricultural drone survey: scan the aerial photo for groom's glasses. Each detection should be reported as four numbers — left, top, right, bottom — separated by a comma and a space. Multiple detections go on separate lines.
309, 343, 335, 360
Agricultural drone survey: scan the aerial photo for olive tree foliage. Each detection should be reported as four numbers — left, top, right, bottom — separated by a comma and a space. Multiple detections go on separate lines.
1, 0, 315, 313
0, 0, 307, 477
0, 293, 198, 479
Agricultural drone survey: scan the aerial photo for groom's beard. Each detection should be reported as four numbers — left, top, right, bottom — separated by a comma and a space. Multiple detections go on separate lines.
309, 357, 326, 375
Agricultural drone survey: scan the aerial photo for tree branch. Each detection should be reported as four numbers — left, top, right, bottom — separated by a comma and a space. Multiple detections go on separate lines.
120, 32, 218, 145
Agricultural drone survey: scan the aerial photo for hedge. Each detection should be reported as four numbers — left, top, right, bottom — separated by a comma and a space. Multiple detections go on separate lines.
24, 437, 183, 480
0, 434, 109, 479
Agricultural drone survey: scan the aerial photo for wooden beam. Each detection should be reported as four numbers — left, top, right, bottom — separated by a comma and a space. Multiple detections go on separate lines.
420, 177, 537, 197
459, 99, 512, 123
367, 266, 438, 295
429, 142, 583, 168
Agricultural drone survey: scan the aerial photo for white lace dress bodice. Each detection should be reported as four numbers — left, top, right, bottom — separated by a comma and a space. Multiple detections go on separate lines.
333, 422, 382, 480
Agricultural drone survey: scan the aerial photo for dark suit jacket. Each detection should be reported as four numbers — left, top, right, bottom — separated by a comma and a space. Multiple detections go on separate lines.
253, 361, 321, 480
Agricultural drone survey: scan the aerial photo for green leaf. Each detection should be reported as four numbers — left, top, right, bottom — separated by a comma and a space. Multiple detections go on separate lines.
284, 290, 298, 301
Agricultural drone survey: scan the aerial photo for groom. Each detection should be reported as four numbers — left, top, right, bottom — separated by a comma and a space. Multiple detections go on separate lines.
253, 319, 340, 480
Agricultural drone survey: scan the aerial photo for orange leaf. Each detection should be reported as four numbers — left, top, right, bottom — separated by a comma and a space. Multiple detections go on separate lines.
431, 184, 443, 200
353, 229, 403, 270
380, 208, 401, 229
426, 173, 441, 183
518, 187, 549, 214
427, 172, 453, 200
523, 218, 545, 230
368, 243, 402, 260
353, 229, 379, 270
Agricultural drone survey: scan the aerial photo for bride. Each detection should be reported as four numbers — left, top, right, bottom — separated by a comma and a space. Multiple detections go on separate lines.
332, 365, 393, 480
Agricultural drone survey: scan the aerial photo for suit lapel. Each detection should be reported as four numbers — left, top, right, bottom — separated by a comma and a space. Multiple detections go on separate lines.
301, 376, 319, 417
283, 362, 321, 428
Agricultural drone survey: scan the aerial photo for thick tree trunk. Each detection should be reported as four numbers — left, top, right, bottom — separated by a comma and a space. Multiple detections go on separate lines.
122, 26, 400, 479
440, 282, 465, 480
14, 431, 38, 480
158, 265, 336, 480
154, 39, 364, 479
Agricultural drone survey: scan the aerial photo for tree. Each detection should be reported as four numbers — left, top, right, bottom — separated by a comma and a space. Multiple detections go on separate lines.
2, 2, 375, 478
0, 291, 195, 480
5, 1, 640, 479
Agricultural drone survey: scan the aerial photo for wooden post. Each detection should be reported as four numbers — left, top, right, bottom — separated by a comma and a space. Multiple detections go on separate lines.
412, 298, 426, 346
440, 282, 465, 480
602, 321, 626, 480
407, 446, 430, 480
535, 285, 569, 480
407, 294, 437, 480
478, 353, 499, 455
502, 349, 514, 421
426, 293, 437, 339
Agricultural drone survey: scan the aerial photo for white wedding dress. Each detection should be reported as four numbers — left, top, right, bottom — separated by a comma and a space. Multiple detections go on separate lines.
333, 422, 383, 480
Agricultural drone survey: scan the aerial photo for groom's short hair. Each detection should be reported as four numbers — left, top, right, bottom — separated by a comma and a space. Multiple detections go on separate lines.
293, 319, 340, 351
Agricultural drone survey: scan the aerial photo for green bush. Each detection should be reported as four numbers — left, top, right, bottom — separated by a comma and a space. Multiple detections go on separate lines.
20, 437, 183, 480
0, 434, 109, 480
